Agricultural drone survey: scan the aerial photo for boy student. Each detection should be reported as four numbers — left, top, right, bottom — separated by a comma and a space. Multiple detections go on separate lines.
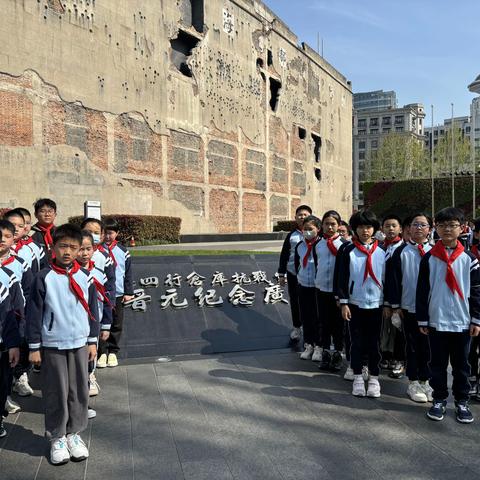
0, 283, 20, 438
294, 215, 322, 360
386, 213, 433, 403
417, 207, 480, 423
16, 207, 46, 271
4, 209, 37, 273
26, 224, 99, 464
31, 198, 57, 260
337, 210, 386, 397
278, 205, 312, 342
97, 218, 133, 368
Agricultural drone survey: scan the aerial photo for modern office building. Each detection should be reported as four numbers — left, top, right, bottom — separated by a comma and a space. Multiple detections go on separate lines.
353, 90, 397, 112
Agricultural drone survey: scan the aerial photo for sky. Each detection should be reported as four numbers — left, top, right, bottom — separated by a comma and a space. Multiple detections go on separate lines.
263, 0, 480, 125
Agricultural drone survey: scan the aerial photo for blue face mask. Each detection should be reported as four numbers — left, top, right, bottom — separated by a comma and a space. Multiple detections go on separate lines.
92, 233, 101, 245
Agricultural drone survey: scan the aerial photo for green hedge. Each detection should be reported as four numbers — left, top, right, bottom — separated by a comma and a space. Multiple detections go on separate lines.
363, 176, 480, 219
68, 214, 181, 244
273, 220, 297, 232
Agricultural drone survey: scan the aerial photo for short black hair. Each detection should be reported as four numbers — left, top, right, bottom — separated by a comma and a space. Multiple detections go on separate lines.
339, 220, 353, 236
80, 229, 94, 245
4, 208, 25, 221
435, 207, 465, 225
322, 210, 342, 224
411, 212, 433, 228
382, 214, 402, 226
81, 217, 104, 231
0, 219, 15, 236
295, 204, 312, 215
402, 215, 414, 229
303, 215, 322, 230
349, 209, 380, 233
16, 207, 31, 218
103, 218, 120, 232
34, 198, 57, 214
52, 224, 82, 245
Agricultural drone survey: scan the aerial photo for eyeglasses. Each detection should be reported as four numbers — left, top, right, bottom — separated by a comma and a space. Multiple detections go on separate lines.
411, 222, 430, 229
38, 209, 55, 215
436, 222, 461, 230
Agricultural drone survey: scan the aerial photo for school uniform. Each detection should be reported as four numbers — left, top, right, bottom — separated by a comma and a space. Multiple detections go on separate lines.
98, 241, 133, 356
314, 235, 348, 351
294, 237, 320, 346
31, 223, 56, 261
337, 240, 386, 376
386, 240, 432, 381
416, 241, 480, 402
278, 229, 303, 329
15, 237, 46, 274
1, 254, 33, 302
26, 261, 99, 439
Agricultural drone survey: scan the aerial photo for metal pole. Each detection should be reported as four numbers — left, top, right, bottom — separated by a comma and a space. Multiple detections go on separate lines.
451, 103, 455, 206
431, 105, 435, 215
473, 101, 477, 218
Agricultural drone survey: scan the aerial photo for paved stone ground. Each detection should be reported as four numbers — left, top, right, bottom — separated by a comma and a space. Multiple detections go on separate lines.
2, 350, 480, 480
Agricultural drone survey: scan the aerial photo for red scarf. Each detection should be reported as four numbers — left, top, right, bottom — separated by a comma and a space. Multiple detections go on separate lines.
353, 239, 382, 288
14, 237, 33, 254
106, 241, 118, 267
86, 261, 114, 309
324, 234, 340, 257
38, 224, 55, 250
1, 255, 15, 267
430, 241, 465, 300
50, 260, 95, 320
417, 244, 426, 257
383, 236, 402, 248
302, 238, 317, 268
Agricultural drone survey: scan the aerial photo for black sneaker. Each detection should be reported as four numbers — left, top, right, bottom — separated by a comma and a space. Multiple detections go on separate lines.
319, 350, 331, 370
388, 362, 405, 379
330, 351, 343, 371
455, 401, 474, 424
468, 377, 478, 396
426, 400, 447, 421
33, 365, 41, 374
0, 418, 6, 438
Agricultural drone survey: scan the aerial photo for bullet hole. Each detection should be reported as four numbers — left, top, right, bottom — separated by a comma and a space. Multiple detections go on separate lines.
267, 49, 273, 66
298, 127, 306, 140
269, 77, 281, 111
312, 133, 321, 162
170, 30, 199, 77
314, 168, 322, 181
256, 58, 264, 69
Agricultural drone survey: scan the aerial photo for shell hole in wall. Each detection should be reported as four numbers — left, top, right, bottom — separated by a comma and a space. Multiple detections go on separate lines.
269, 77, 281, 112
312, 133, 321, 162
314, 168, 322, 181
170, 30, 200, 77
179, 0, 204, 33
267, 49, 273, 66
298, 127, 306, 140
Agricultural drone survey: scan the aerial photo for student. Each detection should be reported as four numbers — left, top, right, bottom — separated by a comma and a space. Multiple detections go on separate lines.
380, 214, 406, 378
26, 224, 99, 464
97, 219, 134, 368
386, 213, 433, 403
31, 198, 57, 260
4, 209, 37, 273
315, 210, 347, 371
469, 218, 480, 398
16, 207, 46, 271
338, 210, 386, 397
338, 221, 353, 242
0, 284, 20, 438
76, 229, 112, 400
416, 207, 480, 423
294, 215, 321, 360
277, 205, 312, 342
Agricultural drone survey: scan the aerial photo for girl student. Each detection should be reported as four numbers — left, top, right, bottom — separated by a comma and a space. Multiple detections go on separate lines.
294, 215, 322, 361
337, 210, 387, 397
314, 210, 348, 371
385, 213, 433, 403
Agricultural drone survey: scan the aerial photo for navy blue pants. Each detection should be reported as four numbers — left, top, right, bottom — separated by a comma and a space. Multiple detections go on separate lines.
403, 311, 431, 382
287, 272, 302, 328
298, 286, 319, 345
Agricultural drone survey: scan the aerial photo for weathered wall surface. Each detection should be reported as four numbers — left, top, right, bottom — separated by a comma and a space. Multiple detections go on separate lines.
0, 0, 352, 232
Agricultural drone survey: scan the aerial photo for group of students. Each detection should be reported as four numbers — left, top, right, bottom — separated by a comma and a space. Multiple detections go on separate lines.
0, 198, 133, 465
278, 204, 480, 424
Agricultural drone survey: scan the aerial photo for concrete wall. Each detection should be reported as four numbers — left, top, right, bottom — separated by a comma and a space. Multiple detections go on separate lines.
0, 0, 352, 232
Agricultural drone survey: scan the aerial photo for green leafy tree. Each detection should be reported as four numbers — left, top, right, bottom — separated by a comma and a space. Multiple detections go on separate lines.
433, 123, 472, 176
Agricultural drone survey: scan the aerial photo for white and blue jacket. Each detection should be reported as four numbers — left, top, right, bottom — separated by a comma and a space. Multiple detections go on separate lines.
26, 265, 100, 351
383, 239, 404, 261
102, 242, 133, 297
2, 255, 33, 301
278, 229, 304, 276
0, 284, 20, 350
294, 238, 320, 288
92, 248, 116, 306
0, 267, 26, 336
337, 241, 386, 309
385, 241, 431, 313
88, 260, 113, 331
416, 247, 480, 332
314, 235, 348, 293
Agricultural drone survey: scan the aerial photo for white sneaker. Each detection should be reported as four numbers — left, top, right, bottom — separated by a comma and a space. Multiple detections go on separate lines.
88, 408, 97, 419
50, 436, 70, 465
343, 366, 355, 381
89, 373, 99, 397
66, 433, 89, 461
420, 381, 433, 402
13, 373, 33, 397
107, 353, 118, 367
367, 377, 381, 398
362, 366, 370, 382
311, 346, 322, 362
96, 354, 107, 368
290, 327, 301, 341
352, 375, 366, 397
406, 381, 428, 403
5, 396, 21, 414
300, 343, 314, 360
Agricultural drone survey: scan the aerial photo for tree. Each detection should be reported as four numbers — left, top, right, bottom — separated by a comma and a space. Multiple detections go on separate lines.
433, 123, 472, 176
